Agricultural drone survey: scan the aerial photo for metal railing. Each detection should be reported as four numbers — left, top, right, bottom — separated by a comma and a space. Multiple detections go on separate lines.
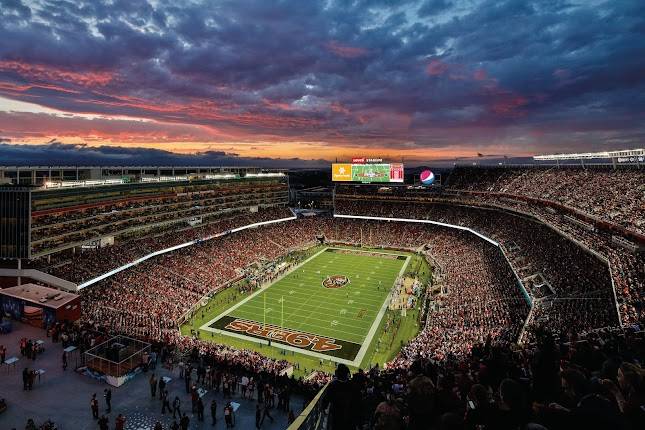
287, 382, 329, 430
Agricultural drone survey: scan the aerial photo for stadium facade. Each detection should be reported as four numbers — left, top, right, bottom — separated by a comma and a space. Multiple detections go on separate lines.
0, 166, 289, 260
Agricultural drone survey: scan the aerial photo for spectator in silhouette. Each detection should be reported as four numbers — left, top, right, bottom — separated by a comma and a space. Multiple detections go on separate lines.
323, 364, 360, 430
98, 415, 108, 430
406, 359, 436, 429
104, 388, 111, 413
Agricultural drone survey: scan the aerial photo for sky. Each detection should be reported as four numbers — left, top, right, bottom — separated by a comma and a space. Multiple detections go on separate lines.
0, 0, 644, 166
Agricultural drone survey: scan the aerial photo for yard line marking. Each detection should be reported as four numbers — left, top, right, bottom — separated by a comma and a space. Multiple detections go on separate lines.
235, 303, 381, 326
254, 288, 384, 305
238, 300, 379, 321
236, 302, 373, 327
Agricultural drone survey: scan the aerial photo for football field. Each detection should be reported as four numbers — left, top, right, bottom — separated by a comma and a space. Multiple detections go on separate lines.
201, 247, 409, 365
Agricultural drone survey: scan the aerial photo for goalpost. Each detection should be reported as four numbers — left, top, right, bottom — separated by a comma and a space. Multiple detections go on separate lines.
262, 293, 285, 330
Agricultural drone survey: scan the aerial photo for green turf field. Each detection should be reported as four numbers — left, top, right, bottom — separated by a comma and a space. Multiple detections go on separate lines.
201, 247, 409, 365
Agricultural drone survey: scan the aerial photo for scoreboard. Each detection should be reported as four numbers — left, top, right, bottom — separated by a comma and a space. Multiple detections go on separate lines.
332, 159, 404, 183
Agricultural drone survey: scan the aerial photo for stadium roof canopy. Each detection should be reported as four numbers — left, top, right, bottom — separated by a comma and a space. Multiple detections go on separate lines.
534, 148, 644, 161
0, 165, 287, 186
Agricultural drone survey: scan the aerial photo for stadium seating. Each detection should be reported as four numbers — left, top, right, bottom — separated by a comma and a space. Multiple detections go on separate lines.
36, 167, 644, 430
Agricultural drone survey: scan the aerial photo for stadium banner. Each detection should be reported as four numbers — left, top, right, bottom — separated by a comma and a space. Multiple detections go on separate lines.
210, 315, 362, 361
389, 163, 404, 182
352, 163, 404, 183
333, 162, 404, 183
331, 163, 353, 181
82, 239, 101, 250
100, 236, 115, 247
351, 163, 390, 182
352, 157, 383, 164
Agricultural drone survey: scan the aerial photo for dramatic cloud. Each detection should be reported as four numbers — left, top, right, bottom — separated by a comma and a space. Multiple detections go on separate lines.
0, 0, 643, 164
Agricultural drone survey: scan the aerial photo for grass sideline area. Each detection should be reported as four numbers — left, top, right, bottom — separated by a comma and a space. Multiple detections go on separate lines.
180, 245, 431, 376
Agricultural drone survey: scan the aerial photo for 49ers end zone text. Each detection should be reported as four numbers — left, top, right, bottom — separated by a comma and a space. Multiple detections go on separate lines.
225, 318, 342, 352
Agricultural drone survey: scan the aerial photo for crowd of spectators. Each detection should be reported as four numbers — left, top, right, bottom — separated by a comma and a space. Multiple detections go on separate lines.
335, 198, 629, 335
322, 326, 644, 430
410, 185, 642, 327
69, 212, 535, 378
43, 207, 294, 283
445, 166, 644, 236
391, 229, 529, 364
18, 298, 645, 430
25, 198, 644, 429
20, 313, 645, 430
73, 202, 632, 362
6, 166, 641, 430
77, 213, 321, 339
31, 182, 287, 252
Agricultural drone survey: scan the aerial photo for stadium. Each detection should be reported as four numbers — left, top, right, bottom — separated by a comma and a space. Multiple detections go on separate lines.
0, 1, 644, 429
0, 152, 642, 429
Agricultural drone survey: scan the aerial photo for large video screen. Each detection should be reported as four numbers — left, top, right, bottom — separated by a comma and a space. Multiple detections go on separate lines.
332, 162, 404, 183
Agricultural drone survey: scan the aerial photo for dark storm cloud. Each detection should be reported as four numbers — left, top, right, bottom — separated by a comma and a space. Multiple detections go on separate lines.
0, 141, 328, 167
0, 0, 643, 156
